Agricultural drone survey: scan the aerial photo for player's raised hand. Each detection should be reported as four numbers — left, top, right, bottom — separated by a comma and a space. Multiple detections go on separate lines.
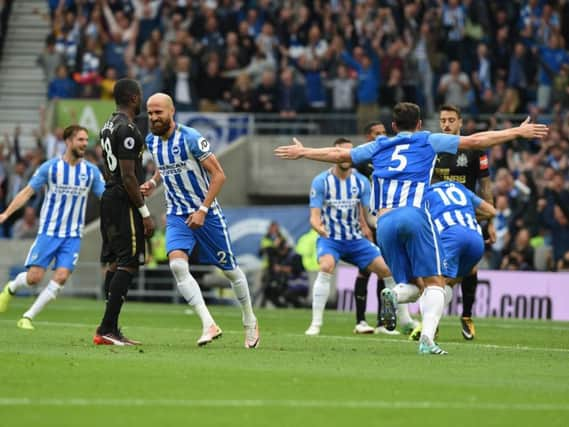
274, 137, 304, 160
143, 216, 155, 238
186, 210, 206, 229
518, 116, 549, 139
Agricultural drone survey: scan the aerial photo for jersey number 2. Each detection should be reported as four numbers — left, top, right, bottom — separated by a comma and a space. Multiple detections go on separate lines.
102, 137, 118, 172
388, 144, 410, 171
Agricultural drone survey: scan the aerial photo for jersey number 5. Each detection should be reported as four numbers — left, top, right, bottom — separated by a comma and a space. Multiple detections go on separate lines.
101, 137, 118, 172
388, 144, 410, 171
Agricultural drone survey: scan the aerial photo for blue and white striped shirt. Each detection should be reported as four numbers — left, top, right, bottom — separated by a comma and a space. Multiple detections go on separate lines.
310, 169, 370, 240
29, 158, 105, 238
146, 124, 218, 216
350, 131, 460, 213
423, 181, 483, 234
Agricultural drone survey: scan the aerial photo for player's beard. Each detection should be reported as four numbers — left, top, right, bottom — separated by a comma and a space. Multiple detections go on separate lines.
338, 163, 351, 172
150, 120, 171, 136
72, 148, 85, 159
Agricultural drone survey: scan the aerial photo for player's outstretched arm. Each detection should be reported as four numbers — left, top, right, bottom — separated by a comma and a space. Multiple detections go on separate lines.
0, 185, 35, 224
458, 117, 549, 150
274, 137, 352, 164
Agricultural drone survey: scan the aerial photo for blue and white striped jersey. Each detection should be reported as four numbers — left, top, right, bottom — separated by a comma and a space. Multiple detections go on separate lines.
423, 181, 483, 234
350, 131, 460, 213
310, 169, 370, 240
29, 158, 105, 238
146, 124, 218, 216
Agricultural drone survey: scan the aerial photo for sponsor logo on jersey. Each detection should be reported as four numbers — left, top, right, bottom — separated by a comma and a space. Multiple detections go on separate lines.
480, 154, 489, 170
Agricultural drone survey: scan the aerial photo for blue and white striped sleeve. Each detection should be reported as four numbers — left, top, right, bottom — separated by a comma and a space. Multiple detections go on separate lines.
187, 130, 213, 162
309, 175, 325, 209
428, 133, 460, 154
28, 161, 51, 192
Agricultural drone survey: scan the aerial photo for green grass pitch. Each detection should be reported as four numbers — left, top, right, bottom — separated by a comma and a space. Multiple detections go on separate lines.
1, 297, 568, 427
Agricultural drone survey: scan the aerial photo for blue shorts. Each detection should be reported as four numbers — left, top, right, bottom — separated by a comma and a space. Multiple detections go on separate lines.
440, 226, 484, 279
166, 212, 237, 270
24, 235, 81, 271
316, 237, 381, 271
376, 207, 445, 284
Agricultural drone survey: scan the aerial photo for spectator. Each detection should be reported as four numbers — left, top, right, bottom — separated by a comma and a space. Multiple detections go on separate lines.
254, 69, 278, 113
12, 206, 38, 239
229, 73, 255, 113
535, 34, 569, 112
277, 67, 307, 118
501, 228, 535, 271
438, 60, 471, 109
325, 63, 356, 113
164, 55, 198, 112
47, 64, 77, 99
36, 34, 64, 82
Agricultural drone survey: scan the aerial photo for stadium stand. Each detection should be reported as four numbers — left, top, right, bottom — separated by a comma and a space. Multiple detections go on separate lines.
0, 0, 568, 273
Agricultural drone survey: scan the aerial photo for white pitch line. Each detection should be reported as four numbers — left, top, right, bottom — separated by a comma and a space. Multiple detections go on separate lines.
0, 398, 567, 411
0, 319, 567, 353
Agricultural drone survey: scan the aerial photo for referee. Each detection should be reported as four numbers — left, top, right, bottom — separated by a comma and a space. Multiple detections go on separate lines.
433, 105, 495, 340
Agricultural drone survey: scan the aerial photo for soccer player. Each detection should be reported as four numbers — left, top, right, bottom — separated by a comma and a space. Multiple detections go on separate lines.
353, 122, 417, 335
434, 105, 495, 340
305, 137, 392, 336
140, 93, 260, 348
423, 181, 496, 288
0, 125, 105, 329
275, 102, 548, 354
93, 79, 155, 346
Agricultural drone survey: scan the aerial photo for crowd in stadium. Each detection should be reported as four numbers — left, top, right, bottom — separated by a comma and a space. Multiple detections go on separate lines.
0, 0, 569, 272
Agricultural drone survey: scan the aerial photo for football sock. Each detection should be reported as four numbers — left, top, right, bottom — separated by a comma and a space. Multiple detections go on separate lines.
354, 271, 369, 323
461, 273, 477, 317
393, 283, 420, 303
22, 281, 61, 320
103, 270, 115, 302
375, 277, 385, 326
311, 272, 332, 327
170, 259, 215, 330
99, 269, 132, 334
397, 303, 414, 326
419, 286, 445, 342
444, 285, 453, 307
223, 267, 256, 327
383, 276, 396, 289
8, 272, 31, 294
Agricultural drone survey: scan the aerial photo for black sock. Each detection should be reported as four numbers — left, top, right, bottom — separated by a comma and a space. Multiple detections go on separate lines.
376, 278, 385, 326
103, 270, 115, 303
354, 271, 370, 323
461, 273, 477, 318
99, 269, 132, 334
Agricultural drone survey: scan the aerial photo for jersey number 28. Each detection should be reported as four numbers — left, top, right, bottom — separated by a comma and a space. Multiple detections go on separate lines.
101, 137, 118, 172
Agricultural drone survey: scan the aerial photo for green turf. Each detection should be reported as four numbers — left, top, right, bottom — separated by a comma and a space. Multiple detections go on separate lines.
0, 297, 568, 427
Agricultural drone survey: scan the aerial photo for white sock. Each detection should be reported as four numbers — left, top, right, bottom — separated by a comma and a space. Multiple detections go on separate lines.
443, 285, 453, 307
22, 281, 61, 320
397, 303, 414, 326
170, 259, 214, 330
383, 276, 396, 289
8, 272, 31, 294
393, 283, 420, 303
223, 267, 256, 327
311, 272, 332, 327
419, 286, 445, 342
